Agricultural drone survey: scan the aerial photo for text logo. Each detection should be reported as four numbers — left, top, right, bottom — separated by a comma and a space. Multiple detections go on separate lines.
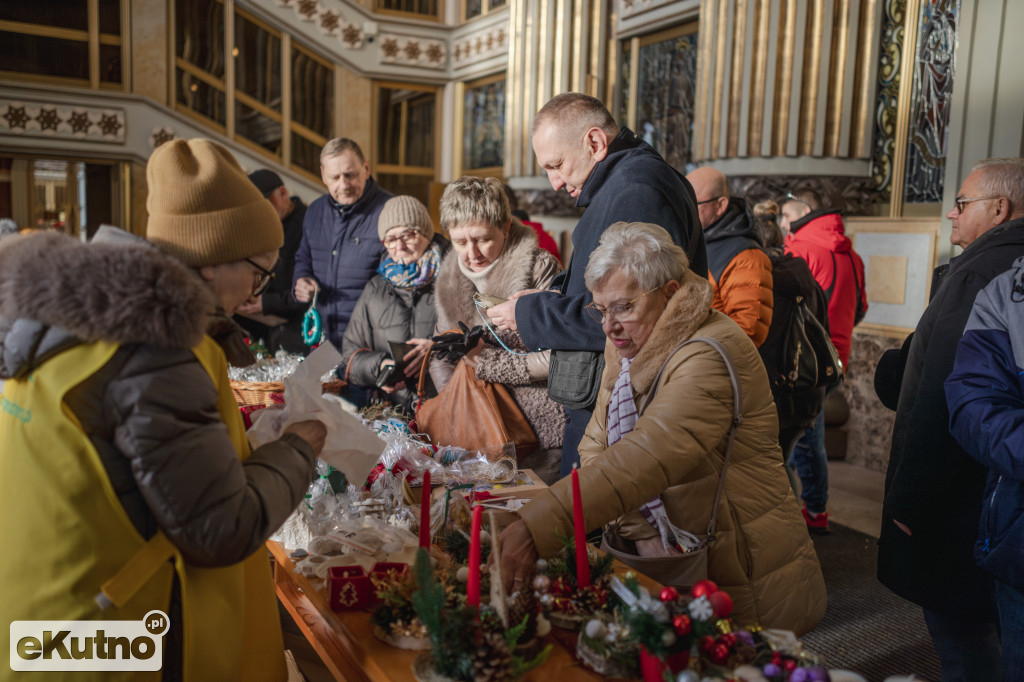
10, 611, 168, 671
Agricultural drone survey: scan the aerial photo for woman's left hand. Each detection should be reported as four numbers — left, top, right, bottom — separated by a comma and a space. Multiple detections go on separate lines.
494, 520, 539, 595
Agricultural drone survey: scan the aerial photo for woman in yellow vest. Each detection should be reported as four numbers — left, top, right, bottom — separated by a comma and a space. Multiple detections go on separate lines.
0, 139, 326, 681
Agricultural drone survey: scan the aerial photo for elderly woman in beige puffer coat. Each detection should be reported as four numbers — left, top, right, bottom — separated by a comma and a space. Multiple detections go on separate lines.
498, 221, 826, 635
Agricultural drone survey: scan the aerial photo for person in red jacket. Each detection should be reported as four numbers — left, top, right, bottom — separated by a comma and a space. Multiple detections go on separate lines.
780, 189, 867, 532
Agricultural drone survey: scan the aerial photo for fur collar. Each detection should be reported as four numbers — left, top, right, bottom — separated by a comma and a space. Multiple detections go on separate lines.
602, 268, 715, 395
435, 220, 541, 332
0, 231, 216, 349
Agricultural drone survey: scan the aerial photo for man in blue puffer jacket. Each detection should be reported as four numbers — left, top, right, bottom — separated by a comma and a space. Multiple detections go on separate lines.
946, 256, 1024, 677
294, 138, 392, 350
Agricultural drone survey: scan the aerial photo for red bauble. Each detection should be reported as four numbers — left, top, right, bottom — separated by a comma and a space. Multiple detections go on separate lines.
698, 635, 716, 652
690, 579, 719, 598
659, 586, 679, 602
784, 659, 798, 672
708, 590, 734, 617
719, 632, 737, 647
672, 614, 692, 636
709, 642, 731, 665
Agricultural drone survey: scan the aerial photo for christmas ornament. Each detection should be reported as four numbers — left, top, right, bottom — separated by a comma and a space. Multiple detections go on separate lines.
659, 586, 679, 602
662, 630, 677, 647
784, 659, 798, 672
790, 669, 810, 682
763, 663, 783, 677
709, 642, 731, 665
708, 591, 734, 617
690, 579, 718, 598
533, 574, 550, 592
672, 614, 692, 636
807, 666, 830, 681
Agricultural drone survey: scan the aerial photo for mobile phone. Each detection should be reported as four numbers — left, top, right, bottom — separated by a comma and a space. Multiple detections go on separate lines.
473, 292, 507, 309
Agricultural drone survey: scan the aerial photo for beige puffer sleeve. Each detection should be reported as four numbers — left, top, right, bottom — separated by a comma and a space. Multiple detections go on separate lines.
518, 343, 735, 557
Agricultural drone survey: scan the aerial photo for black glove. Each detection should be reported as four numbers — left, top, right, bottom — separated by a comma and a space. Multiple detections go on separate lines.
431, 322, 485, 363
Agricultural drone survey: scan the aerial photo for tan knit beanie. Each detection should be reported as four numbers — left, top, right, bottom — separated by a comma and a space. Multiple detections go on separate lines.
377, 196, 434, 241
145, 139, 283, 267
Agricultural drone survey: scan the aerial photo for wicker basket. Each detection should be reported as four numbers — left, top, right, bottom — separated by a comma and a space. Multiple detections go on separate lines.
230, 379, 346, 407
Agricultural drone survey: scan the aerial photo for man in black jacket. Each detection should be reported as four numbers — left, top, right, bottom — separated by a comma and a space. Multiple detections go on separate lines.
236, 169, 308, 353
878, 157, 1024, 680
486, 92, 706, 477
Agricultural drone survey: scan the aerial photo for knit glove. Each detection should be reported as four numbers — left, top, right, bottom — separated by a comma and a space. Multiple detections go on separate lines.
431, 322, 484, 363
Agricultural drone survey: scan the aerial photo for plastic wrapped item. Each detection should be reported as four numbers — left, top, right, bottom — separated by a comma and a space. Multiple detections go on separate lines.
227, 349, 337, 384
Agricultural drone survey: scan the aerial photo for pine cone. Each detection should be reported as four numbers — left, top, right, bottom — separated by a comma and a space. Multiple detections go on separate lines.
471, 632, 513, 682
507, 591, 539, 641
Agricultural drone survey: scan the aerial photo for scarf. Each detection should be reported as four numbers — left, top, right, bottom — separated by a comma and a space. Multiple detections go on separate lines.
378, 240, 443, 289
606, 356, 701, 553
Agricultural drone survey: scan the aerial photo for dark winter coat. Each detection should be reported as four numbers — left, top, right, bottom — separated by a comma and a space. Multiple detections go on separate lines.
237, 196, 308, 353
946, 254, 1024, 592
293, 178, 392, 349
878, 217, 1024, 618
706, 198, 773, 347
784, 211, 867, 365
340, 235, 449, 411
516, 127, 706, 355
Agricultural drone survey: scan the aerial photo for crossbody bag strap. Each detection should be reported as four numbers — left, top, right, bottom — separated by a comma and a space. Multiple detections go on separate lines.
637, 336, 743, 540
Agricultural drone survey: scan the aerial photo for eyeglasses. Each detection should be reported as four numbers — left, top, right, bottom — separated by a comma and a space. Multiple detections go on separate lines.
584, 287, 660, 324
382, 230, 423, 248
954, 196, 1001, 214
245, 258, 275, 297
696, 196, 723, 206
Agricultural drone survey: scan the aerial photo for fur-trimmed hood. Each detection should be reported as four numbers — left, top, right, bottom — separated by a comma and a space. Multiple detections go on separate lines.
435, 219, 547, 332
602, 268, 716, 394
0, 231, 216, 378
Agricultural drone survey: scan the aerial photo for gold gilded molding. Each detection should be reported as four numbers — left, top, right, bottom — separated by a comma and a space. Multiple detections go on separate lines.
773, 0, 797, 156
505, 0, 522, 177
628, 36, 640, 132
727, 0, 747, 158
694, 0, 713, 161
748, 0, 770, 157
889, 0, 922, 217
850, 0, 878, 158
798, 0, 824, 156
710, 0, 729, 159
825, 0, 850, 157
553, 0, 566, 95
572, 0, 584, 93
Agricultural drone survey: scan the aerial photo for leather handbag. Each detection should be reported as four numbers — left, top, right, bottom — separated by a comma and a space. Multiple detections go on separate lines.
415, 331, 539, 460
599, 337, 743, 589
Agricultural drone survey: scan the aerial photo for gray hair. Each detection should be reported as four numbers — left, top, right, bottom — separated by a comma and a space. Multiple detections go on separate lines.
584, 222, 688, 291
971, 158, 1024, 213
320, 137, 365, 164
439, 176, 510, 233
531, 92, 619, 139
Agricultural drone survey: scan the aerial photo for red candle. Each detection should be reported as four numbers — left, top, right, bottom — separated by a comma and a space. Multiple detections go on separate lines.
466, 504, 483, 607
419, 471, 431, 549
572, 466, 591, 588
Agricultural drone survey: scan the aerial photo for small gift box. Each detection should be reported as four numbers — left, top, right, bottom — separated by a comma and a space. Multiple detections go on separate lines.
328, 566, 372, 611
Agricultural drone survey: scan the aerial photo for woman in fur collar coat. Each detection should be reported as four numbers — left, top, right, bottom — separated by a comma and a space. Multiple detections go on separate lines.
0, 139, 325, 681
498, 222, 826, 634
431, 177, 563, 483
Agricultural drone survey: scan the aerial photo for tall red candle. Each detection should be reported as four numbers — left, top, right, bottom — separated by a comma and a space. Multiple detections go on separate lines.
571, 466, 591, 588
466, 504, 483, 607
419, 471, 431, 549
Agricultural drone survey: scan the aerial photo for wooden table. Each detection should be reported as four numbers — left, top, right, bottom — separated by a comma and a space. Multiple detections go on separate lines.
268, 541, 639, 682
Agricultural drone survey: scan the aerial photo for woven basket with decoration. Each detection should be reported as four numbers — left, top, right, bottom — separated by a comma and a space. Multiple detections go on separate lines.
230, 379, 346, 407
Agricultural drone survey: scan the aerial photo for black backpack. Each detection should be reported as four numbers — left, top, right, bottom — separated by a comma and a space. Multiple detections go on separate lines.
759, 252, 844, 397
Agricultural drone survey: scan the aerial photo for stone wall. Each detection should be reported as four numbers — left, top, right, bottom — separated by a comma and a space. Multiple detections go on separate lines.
838, 328, 909, 473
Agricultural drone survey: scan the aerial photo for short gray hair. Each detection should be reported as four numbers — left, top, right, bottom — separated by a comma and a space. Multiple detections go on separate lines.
531, 93, 619, 139
320, 138, 365, 164
971, 158, 1024, 213
584, 222, 688, 291
439, 176, 510, 233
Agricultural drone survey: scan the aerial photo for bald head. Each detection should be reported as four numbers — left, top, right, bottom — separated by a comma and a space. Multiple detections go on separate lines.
686, 166, 730, 229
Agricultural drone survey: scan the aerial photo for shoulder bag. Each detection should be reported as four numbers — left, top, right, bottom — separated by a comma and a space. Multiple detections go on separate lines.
414, 331, 538, 460
599, 337, 743, 589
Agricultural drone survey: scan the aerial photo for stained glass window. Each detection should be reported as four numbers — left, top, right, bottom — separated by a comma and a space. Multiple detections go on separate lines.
903, 0, 960, 204
462, 76, 505, 172
618, 26, 699, 172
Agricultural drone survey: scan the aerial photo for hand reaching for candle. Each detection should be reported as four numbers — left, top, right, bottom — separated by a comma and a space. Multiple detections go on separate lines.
494, 520, 539, 595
